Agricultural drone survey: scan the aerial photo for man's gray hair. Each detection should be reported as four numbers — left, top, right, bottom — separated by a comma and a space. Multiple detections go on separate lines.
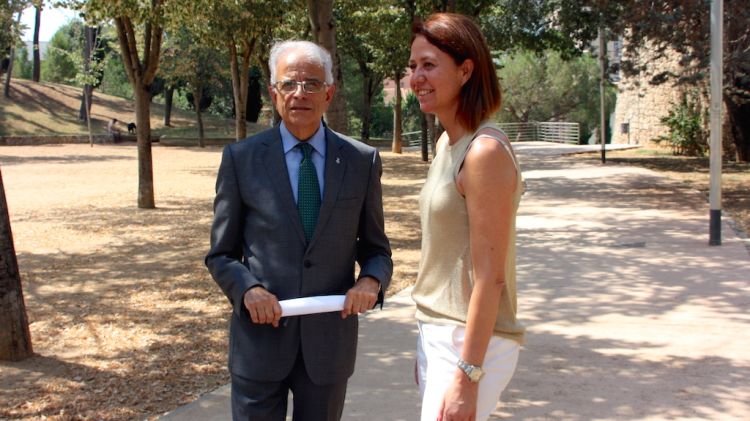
269, 40, 334, 85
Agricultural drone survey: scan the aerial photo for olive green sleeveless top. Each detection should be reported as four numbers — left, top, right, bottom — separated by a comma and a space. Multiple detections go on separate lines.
412, 121, 525, 345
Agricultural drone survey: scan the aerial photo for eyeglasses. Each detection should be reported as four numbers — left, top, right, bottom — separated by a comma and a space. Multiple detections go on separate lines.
273, 80, 327, 94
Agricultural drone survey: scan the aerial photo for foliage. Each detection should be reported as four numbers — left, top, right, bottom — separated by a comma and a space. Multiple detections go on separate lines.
369, 91, 396, 138
1, 0, 27, 69
497, 49, 616, 143
12, 40, 31, 78
160, 28, 223, 106
655, 91, 708, 157
98, 49, 132, 98
571, 0, 750, 161
40, 18, 83, 83
175, 0, 290, 139
401, 92, 421, 133
480, 0, 594, 58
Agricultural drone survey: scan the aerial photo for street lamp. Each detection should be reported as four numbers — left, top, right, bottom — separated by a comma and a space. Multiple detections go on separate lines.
583, 5, 607, 163
709, 0, 723, 245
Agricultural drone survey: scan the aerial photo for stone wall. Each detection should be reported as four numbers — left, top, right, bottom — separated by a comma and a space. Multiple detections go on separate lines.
611, 45, 688, 146
0, 135, 115, 146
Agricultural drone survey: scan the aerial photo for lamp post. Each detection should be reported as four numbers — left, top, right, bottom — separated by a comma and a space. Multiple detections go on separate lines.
708, 0, 723, 246
598, 25, 607, 164
584, 4, 607, 163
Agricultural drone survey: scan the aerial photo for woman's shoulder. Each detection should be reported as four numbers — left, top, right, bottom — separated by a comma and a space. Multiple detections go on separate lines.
473, 121, 509, 144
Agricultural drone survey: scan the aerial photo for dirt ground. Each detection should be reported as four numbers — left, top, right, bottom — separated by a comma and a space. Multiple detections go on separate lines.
2, 142, 747, 420
0, 144, 428, 420
582, 149, 750, 237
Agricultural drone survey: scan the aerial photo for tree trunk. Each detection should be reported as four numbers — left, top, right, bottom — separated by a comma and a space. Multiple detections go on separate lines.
360, 79, 372, 143
79, 26, 96, 122
113, 15, 162, 208
32, 5, 41, 82
359, 61, 376, 143
392, 69, 403, 154
79, 85, 93, 122
163, 86, 174, 127
135, 84, 155, 208
246, 68, 262, 123
420, 112, 428, 161
725, 96, 749, 163
194, 85, 205, 148
257, 43, 281, 126
308, 0, 348, 134
426, 113, 437, 156
3, 12, 21, 98
83, 87, 93, 146
229, 40, 254, 141
0, 168, 33, 361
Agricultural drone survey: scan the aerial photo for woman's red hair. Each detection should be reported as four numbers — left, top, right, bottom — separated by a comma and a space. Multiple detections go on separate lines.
412, 13, 501, 132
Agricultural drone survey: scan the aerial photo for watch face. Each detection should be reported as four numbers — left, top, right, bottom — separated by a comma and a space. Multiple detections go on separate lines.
469, 368, 483, 382
458, 359, 484, 382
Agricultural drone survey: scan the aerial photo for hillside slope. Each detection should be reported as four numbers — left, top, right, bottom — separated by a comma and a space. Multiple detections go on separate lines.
0, 79, 253, 137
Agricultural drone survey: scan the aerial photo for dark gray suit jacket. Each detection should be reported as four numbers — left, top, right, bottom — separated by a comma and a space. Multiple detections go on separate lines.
205, 126, 392, 385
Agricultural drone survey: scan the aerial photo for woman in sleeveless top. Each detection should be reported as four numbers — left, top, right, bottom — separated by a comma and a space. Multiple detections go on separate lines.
409, 13, 525, 421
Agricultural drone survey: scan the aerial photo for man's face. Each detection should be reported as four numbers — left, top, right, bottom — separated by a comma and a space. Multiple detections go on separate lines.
270, 49, 335, 140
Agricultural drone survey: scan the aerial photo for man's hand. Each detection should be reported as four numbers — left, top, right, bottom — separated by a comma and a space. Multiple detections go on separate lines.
341, 276, 380, 318
243, 287, 282, 327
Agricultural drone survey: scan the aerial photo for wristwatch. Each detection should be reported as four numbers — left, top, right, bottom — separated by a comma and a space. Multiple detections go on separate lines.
457, 358, 485, 382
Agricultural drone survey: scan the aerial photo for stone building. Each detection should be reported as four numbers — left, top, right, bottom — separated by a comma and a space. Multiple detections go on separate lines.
610, 42, 694, 146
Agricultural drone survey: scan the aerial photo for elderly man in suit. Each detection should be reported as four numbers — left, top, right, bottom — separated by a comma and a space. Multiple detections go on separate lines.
205, 39, 393, 421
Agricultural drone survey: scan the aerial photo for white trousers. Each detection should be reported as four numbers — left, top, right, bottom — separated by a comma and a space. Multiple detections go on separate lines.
416, 321, 520, 421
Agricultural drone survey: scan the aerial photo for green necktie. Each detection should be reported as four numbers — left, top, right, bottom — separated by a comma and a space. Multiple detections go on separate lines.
297, 143, 321, 243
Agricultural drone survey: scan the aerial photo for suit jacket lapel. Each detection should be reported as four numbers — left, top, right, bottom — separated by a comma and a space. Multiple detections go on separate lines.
262, 128, 307, 244
308, 127, 345, 249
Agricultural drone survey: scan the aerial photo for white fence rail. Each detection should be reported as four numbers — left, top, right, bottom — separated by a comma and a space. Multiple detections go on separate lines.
497, 122, 538, 142
536, 122, 580, 144
402, 121, 580, 146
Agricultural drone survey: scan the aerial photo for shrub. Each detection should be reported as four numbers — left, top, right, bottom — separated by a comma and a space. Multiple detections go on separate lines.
655, 91, 708, 157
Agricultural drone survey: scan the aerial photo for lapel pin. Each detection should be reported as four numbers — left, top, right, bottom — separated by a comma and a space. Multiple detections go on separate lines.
336, 157, 341, 164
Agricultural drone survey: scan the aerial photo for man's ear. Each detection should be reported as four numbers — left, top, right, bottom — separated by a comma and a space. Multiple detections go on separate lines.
325, 83, 336, 105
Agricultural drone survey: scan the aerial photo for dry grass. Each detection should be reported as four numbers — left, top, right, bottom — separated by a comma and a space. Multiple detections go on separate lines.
0, 79, 259, 138
581, 148, 750, 236
0, 144, 427, 420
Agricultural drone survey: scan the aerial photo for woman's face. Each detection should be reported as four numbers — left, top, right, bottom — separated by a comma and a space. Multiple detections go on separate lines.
409, 35, 471, 118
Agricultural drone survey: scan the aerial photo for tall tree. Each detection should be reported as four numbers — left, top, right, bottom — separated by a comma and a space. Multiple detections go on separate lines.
161, 28, 223, 146
69, 0, 169, 208
1, 0, 27, 80
307, 0, 347, 133
31, 0, 40, 81
78, 25, 98, 123
370, 1, 415, 153
181, 0, 285, 140
2, 7, 21, 98
41, 18, 84, 83
336, 0, 384, 143
0, 167, 33, 362
498, 49, 616, 142
609, 0, 750, 162
534, 0, 750, 161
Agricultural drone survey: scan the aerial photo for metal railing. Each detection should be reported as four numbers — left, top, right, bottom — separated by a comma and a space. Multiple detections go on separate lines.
403, 131, 421, 147
536, 122, 580, 144
399, 121, 580, 146
496, 122, 538, 142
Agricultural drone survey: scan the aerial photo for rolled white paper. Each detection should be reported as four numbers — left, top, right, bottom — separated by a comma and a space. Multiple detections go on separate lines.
279, 295, 347, 317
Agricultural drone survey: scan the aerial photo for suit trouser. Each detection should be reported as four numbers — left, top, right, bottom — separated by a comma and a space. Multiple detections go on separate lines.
231, 347, 348, 421
416, 321, 520, 421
